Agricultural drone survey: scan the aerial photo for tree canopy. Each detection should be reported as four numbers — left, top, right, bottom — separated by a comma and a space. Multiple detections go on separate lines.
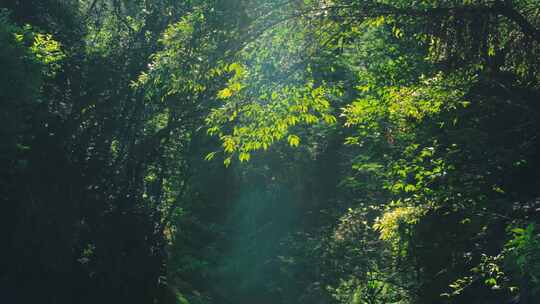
1, 1, 539, 303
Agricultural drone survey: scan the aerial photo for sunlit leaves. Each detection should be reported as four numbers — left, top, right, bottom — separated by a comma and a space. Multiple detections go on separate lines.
222, 136, 236, 153
238, 152, 251, 162
373, 205, 426, 244
133, 9, 213, 100
342, 72, 471, 133
217, 88, 233, 99
287, 134, 300, 147
204, 151, 217, 161
206, 82, 338, 165
223, 157, 232, 168
30, 33, 64, 77
0, 10, 64, 101
216, 62, 247, 100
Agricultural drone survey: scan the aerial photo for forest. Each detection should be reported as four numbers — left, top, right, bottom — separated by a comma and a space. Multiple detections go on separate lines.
1, 0, 539, 303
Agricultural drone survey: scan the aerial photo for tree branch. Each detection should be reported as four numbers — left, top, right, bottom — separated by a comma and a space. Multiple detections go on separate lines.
493, 2, 540, 42
324, 1, 540, 43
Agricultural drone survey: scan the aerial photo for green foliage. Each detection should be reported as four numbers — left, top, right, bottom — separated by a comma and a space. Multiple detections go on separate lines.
0, 9, 64, 170
506, 224, 540, 295
0, 9, 63, 100
2, 1, 540, 304
206, 82, 338, 164
374, 205, 425, 244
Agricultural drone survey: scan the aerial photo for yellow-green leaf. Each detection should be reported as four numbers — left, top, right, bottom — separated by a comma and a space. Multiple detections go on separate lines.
287, 135, 300, 147
217, 88, 233, 99
204, 152, 217, 161
239, 152, 251, 162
